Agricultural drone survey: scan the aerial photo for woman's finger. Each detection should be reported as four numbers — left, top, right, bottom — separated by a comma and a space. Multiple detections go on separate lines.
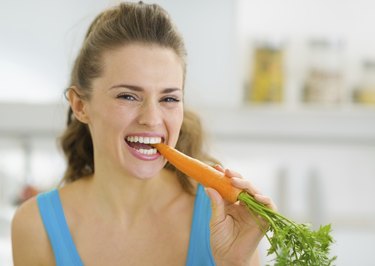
254, 194, 277, 211
205, 188, 226, 225
213, 164, 225, 173
231, 177, 261, 196
224, 168, 242, 178
213, 166, 275, 209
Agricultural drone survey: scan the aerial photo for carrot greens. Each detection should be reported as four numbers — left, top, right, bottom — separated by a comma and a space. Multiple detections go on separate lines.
238, 192, 336, 265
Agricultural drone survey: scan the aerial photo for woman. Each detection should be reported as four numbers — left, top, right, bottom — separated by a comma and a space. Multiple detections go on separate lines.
11, 2, 275, 265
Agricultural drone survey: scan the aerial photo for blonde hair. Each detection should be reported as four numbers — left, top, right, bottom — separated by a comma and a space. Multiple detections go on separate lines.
60, 2, 218, 193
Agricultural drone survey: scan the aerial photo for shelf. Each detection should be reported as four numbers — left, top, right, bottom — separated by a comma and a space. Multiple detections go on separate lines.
196, 105, 375, 145
0, 102, 67, 137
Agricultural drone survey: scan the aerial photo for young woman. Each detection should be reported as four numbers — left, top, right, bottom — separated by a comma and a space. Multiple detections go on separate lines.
11, 2, 275, 265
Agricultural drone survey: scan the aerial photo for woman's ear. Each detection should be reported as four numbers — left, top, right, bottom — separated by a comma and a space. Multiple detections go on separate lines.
67, 86, 90, 124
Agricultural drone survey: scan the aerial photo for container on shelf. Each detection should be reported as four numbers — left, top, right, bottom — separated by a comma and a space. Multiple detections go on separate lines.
303, 38, 345, 104
247, 40, 284, 104
353, 59, 375, 105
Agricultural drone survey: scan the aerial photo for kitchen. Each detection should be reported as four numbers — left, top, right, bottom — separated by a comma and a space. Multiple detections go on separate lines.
1, 0, 375, 265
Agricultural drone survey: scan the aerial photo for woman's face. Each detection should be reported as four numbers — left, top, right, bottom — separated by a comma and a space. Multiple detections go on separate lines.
84, 44, 184, 179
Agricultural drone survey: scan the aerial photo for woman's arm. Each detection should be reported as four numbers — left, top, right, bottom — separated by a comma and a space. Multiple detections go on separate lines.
250, 249, 261, 266
11, 197, 53, 266
207, 166, 276, 266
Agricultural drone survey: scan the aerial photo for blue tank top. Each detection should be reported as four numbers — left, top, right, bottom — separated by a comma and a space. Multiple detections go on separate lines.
37, 184, 216, 266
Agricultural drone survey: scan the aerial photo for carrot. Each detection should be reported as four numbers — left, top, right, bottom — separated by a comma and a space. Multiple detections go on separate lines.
152, 143, 336, 266
151, 143, 241, 203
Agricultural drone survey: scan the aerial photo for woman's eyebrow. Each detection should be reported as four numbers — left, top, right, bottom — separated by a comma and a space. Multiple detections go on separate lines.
109, 84, 143, 91
109, 84, 181, 93
161, 88, 182, 94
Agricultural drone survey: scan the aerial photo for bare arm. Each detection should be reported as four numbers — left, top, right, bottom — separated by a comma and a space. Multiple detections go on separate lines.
11, 197, 54, 266
250, 249, 261, 266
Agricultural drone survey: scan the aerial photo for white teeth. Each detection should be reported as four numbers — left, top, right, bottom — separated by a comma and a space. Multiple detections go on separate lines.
126, 136, 161, 156
138, 148, 157, 155
126, 136, 162, 144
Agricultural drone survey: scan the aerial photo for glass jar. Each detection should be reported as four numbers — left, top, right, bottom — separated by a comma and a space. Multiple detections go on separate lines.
353, 60, 375, 105
303, 38, 345, 104
247, 40, 284, 103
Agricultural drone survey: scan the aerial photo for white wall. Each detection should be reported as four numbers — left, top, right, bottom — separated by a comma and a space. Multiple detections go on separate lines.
0, 0, 115, 102
0, 0, 239, 106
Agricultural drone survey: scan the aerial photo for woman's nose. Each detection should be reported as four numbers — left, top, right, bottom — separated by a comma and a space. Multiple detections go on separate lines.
137, 100, 163, 127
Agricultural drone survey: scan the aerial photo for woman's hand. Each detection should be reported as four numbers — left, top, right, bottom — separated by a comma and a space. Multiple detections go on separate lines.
206, 165, 276, 266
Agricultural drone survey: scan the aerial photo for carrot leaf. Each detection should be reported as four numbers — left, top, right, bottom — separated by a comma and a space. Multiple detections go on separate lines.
238, 192, 336, 265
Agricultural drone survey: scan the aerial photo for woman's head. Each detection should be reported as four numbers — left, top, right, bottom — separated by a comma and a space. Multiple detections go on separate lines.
69, 43, 184, 181
61, 2, 217, 192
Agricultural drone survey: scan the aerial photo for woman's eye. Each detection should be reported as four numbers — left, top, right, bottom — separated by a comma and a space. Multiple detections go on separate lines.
117, 94, 136, 101
162, 97, 180, 103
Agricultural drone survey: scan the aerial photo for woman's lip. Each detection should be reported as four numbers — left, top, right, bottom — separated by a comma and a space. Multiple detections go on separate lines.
126, 143, 161, 161
123, 132, 165, 160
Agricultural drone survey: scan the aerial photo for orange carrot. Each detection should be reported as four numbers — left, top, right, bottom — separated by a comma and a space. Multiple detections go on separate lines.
152, 143, 242, 203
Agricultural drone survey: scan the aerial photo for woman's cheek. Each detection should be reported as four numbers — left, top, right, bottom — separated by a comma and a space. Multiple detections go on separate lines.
171, 115, 183, 146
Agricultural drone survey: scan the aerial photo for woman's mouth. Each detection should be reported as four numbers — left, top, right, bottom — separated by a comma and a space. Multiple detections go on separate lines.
125, 136, 163, 157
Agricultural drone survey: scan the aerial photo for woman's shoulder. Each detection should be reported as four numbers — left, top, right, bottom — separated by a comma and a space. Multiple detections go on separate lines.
11, 195, 55, 265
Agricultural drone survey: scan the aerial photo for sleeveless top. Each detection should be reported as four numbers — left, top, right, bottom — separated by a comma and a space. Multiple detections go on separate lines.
37, 184, 216, 266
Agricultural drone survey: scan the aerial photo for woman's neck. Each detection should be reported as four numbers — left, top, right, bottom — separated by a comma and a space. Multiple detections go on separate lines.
87, 167, 184, 226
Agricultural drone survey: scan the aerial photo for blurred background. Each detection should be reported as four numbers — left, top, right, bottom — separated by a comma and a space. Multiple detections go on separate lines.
1, 0, 375, 265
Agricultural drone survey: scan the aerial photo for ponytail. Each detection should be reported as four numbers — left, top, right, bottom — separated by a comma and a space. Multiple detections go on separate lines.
59, 107, 94, 184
